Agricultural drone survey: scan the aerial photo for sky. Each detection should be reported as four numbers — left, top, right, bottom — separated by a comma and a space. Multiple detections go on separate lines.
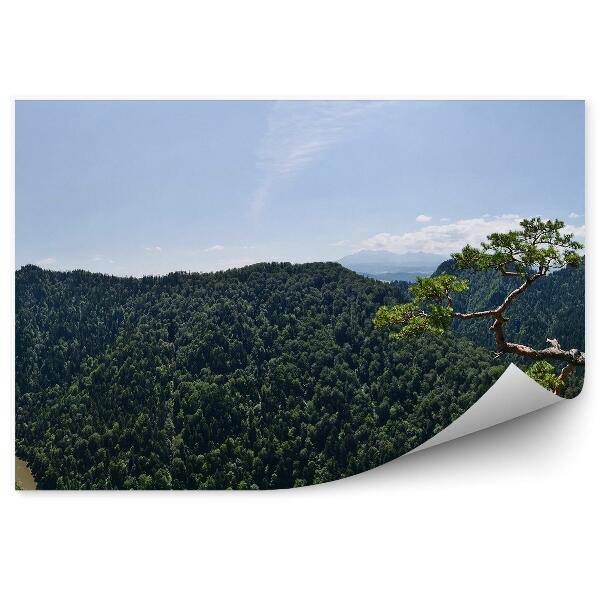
16, 100, 585, 275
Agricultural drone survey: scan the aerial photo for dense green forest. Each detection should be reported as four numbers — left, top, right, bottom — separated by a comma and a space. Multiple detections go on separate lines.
15, 260, 584, 489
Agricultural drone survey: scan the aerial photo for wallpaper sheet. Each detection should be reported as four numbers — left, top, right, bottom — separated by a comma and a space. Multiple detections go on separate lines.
15, 100, 585, 490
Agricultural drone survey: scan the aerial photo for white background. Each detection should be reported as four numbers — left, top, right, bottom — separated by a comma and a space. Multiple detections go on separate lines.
1, 2, 597, 598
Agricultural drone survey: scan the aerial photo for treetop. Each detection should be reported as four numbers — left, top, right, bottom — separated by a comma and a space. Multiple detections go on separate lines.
452, 217, 583, 276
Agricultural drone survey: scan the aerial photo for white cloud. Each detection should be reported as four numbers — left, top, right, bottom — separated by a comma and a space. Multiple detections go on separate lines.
204, 244, 225, 252
144, 246, 162, 252
569, 212, 581, 219
564, 223, 585, 240
416, 214, 432, 222
92, 254, 116, 264
362, 215, 523, 255
36, 257, 57, 267
251, 101, 384, 212
362, 215, 587, 255
330, 239, 351, 247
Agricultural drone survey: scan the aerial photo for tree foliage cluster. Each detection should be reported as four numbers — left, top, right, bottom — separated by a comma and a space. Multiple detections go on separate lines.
17, 262, 505, 490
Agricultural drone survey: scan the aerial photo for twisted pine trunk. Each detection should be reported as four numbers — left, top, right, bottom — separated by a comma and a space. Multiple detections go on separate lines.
451, 273, 584, 396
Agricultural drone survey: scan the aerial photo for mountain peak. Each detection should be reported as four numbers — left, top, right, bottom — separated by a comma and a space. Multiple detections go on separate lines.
338, 249, 448, 279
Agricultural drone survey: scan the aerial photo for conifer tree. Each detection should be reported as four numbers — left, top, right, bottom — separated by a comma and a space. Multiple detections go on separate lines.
373, 218, 585, 395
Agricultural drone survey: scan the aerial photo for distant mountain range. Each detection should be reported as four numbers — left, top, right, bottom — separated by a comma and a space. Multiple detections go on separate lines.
337, 249, 448, 282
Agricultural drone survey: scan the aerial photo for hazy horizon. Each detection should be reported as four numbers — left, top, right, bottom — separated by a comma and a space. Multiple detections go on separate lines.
16, 100, 584, 276
18, 247, 452, 278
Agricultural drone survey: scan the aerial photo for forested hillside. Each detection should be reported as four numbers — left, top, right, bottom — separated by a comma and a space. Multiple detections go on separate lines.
16, 262, 506, 490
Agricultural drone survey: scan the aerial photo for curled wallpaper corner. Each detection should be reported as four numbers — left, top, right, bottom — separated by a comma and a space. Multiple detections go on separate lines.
409, 364, 562, 455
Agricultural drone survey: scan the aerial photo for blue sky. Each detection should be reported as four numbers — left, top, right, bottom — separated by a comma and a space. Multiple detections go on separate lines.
16, 100, 584, 275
